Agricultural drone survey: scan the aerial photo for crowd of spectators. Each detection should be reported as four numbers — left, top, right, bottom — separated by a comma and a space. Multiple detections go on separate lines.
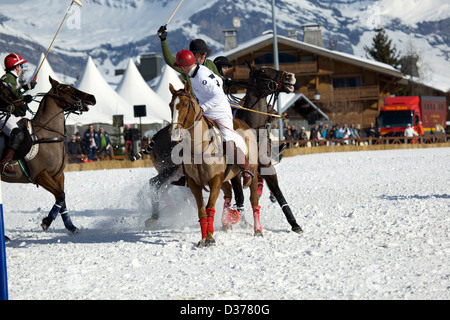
66, 125, 115, 163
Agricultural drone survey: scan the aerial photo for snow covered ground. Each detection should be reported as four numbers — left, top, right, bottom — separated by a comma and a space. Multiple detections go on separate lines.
1, 147, 449, 300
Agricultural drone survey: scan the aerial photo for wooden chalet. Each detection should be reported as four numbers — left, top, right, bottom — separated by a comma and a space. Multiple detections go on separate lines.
213, 27, 406, 128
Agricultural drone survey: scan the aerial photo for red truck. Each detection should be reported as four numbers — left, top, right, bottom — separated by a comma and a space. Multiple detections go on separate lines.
378, 96, 447, 136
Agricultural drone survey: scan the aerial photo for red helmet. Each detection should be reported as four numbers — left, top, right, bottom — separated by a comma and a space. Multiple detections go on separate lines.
173, 49, 196, 67
4, 53, 28, 70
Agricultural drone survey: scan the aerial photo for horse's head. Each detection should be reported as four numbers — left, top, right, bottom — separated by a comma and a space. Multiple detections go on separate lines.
49, 76, 96, 114
247, 62, 296, 95
169, 81, 202, 141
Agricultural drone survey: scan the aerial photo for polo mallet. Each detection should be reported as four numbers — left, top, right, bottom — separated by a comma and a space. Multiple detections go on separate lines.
165, 0, 184, 26
32, 0, 83, 82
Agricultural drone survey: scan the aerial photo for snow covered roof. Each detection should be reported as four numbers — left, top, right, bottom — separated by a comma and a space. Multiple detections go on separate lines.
152, 64, 184, 106
116, 59, 171, 124
211, 34, 404, 79
72, 56, 135, 125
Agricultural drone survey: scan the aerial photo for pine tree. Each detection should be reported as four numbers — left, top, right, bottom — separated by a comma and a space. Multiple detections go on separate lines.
364, 28, 401, 68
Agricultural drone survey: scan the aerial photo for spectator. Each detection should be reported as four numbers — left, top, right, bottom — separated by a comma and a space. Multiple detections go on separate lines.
290, 125, 299, 140
298, 127, 308, 147
366, 122, 378, 138
404, 123, 418, 143
98, 127, 114, 160
340, 124, 352, 145
67, 135, 83, 163
416, 121, 425, 137
124, 124, 132, 154
334, 125, 343, 145
349, 124, 361, 144
310, 125, 318, 146
83, 124, 100, 162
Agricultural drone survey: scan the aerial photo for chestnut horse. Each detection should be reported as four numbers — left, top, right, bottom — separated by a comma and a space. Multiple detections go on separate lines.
136, 64, 302, 234
169, 81, 260, 247
1, 77, 96, 235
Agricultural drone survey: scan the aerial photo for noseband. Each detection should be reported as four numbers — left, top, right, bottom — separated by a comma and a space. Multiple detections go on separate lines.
172, 92, 203, 131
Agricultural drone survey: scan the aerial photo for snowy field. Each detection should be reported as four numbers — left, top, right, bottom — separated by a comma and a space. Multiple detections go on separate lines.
1, 147, 449, 300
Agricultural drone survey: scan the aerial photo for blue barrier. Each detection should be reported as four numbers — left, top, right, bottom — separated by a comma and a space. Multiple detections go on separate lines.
0, 182, 8, 300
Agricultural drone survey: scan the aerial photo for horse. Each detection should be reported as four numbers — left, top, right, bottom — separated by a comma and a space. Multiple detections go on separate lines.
169, 81, 260, 247
0, 76, 96, 235
231, 63, 303, 233
134, 64, 302, 233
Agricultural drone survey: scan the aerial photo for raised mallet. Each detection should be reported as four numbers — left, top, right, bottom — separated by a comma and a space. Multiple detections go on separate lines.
33, 0, 83, 81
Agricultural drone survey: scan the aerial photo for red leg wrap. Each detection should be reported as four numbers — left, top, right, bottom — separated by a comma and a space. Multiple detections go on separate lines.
206, 208, 215, 234
252, 205, 262, 232
199, 218, 207, 239
257, 178, 264, 197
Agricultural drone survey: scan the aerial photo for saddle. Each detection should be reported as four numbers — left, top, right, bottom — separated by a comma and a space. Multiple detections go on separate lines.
0, 119, 34, 161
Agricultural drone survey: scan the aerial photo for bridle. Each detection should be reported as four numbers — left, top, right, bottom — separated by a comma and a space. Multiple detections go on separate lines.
171, 91, 203, 131
36, 83, 88, 116
31, 84, 91, 141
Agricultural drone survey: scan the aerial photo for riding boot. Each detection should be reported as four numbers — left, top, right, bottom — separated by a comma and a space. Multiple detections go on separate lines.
0, 147, 17, 176
225, 141, 254, 189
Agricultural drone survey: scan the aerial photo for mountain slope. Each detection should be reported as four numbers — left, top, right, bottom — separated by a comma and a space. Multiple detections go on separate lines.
0, 0, 448, 91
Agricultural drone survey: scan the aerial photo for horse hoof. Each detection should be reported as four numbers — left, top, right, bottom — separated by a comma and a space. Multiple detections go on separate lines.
254, 230, 263, 237
206, 238, 216, 247
145, 218, 158, 229
222, 224, 232, 232
197, 238, 216, 248
67, 226, 79, 235
292, 225, 303, 234
41, 217, 52, 231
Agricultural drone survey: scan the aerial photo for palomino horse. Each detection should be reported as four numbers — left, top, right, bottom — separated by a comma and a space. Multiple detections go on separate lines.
1, 76, 96, 234
231, 63, 303, 233
169, 81, 260, 247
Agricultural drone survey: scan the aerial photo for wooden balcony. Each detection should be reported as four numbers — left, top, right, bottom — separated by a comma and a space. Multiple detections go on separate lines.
301, 86, 380, 102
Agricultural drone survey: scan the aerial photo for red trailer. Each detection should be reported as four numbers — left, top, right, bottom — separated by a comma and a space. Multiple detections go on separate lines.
378, 96, 447, 136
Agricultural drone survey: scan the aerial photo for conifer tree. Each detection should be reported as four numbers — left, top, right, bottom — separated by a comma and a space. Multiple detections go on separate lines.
364, 28, 401, 68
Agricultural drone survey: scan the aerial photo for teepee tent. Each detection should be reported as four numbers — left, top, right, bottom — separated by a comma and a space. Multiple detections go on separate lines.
72, 56, 135, 125
153, 64, 184, 106
116, 59, 170, 124
27, 53, 60, 112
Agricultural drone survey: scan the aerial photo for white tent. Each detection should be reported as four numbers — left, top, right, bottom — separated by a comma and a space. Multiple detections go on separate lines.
72, 56, 135, 125
153, 64, 184, 106
27, 53, 60, 112
116, 59, 170, 124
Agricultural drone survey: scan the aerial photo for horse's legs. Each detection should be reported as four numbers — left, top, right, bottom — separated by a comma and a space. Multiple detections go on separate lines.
248, 170, 263, 236
203, 175, 222, 245
145, 166, 178, 228
263, 173, 303, 233
187, 178, 207, 247
34, 170, 77, 233
221, 182, 240, 231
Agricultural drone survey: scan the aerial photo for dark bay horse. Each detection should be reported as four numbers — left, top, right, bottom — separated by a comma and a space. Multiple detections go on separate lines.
232, 64, 303, 233
1, 76, 96, 235
169, 81, 260, 247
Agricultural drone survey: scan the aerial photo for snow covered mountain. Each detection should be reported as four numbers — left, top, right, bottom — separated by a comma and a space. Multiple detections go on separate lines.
0, 0, 449, 90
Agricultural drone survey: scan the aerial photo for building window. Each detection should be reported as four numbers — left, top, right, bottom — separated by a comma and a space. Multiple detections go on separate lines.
254, 52, 297, 65
332, 77, 362, 88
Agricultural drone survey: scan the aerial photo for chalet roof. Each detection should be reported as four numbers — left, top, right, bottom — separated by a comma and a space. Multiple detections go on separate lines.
211, 34, 404, 79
